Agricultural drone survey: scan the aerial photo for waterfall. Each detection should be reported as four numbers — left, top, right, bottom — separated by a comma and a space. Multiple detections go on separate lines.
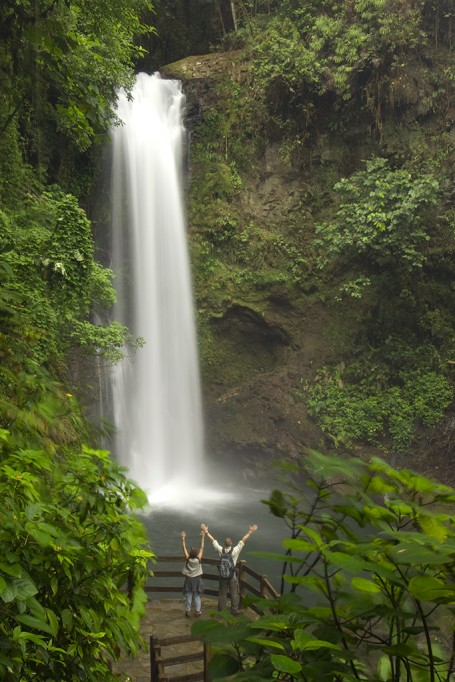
109, 73, 204, 504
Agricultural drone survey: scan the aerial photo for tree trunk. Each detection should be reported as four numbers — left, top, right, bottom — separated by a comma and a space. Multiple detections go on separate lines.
230, 0, 238, 30
215, 0, 226, 35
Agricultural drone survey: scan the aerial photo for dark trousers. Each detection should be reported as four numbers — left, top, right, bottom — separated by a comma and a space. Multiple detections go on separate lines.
218, 574, 240, 613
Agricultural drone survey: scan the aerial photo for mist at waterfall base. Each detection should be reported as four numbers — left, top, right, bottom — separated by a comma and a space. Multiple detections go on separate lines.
109, 73, 286, 582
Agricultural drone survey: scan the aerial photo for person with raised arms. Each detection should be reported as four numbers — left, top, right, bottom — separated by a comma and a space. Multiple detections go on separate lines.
181, 529, 205, 618
201, 522, 258, 614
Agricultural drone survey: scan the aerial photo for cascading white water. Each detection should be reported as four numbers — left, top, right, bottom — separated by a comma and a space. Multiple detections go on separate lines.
109, 73, 205, 504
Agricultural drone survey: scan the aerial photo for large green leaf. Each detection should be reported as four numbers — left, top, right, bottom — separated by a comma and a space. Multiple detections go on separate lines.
191, 618, 251, 643
377, 654, 392, 681
408, 576, 455, 602
282, 538, 316, 552
322, 550, 369, 573
283, 574, 325, 591
13, 577, 38, 600
0, 561, 21, 577
361, 505, 396, 523
17, 631, 48, 646
267, 489, 287, 518
247, 616, 291, 632
388, 543, 453, 565
45, 608, 59, 637
367, 476, 396, 495
271, 654, 302, 674
15, 614, 55, 636
418, 515, 448, 543
207, 653, 241, 677
246, 637, 285, 650
382, 643, 416, 656
24, 523, 55, 547
351, 577, 381, 593
292, 629, 341, 652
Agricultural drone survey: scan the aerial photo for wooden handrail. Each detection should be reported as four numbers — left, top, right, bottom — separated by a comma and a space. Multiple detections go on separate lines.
147, 556, 280, 602
150, 632, 206, 682
148, 557, 280, 681
155, 556, 221, 564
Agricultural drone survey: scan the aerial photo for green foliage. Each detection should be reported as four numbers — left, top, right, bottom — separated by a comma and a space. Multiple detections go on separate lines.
0, 424, 153, 681
191, 219, 310, 317
0, 189, 134, 370
0, 208, 152, 680
194, 451, 455, 681
315, 157, 440, 271
0, 3, 158, 676
250, 0, 426, 122
71, 321, 143, 364
305, 364, 453, 450
301, 151, 454, 453
0, 0, 154, 154
41, 191, 98, 311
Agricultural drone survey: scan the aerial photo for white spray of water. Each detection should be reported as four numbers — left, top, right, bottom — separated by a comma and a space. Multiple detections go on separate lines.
109, 73, 206, 505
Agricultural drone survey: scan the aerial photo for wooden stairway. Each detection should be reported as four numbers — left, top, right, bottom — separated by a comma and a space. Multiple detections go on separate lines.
150, 633, 208, 682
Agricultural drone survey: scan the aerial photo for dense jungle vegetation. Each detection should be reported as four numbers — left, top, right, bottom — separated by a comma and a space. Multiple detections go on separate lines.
0, 0, 155, 678
1, 0, 455, 679
161, 0, 455, 460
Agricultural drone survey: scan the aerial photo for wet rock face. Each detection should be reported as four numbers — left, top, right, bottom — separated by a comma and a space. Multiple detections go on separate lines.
204, 302, 335, 466
206, 369, 323, 468
211, 304, 291, 373
162, 52, 244, 132
162, 52, 336, 466
158, 37, 455, 484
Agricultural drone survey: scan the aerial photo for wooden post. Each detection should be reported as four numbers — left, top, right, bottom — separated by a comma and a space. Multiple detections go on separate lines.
150, 635, 161, 682
150, 635, 155, 681
215, 0, 226, 35
204, 642, 212, 682
238, 560, 246, 608
260, 574, 267, 598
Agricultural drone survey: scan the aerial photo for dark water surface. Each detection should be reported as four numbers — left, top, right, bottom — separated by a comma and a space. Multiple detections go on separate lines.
138, 476, 288, 592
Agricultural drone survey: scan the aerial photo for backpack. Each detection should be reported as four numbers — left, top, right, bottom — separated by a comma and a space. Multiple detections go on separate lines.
218, 548, 235, 580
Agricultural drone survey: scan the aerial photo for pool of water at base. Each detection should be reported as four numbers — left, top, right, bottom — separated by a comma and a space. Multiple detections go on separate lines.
137, 477, 288, 594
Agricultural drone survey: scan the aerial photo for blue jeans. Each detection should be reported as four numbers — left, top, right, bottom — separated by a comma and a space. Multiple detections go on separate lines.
185, 591, 201, 613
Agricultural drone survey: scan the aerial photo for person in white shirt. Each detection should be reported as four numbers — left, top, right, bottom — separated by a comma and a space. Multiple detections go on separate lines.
201, 522, 258, 614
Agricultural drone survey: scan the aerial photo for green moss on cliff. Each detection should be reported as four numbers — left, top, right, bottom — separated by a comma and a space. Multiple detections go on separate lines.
183, 1, 455, 462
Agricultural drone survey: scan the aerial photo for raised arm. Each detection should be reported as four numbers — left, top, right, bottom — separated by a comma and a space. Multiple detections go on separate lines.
241, 524, 258, 543
201, 522, 215, 543
181, 530, 189, 560
198, 529, 205, 561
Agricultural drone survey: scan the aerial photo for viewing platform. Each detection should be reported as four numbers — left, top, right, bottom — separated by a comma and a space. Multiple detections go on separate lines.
112, 556, 279, 681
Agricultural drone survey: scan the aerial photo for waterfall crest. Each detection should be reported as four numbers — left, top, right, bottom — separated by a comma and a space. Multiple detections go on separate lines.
110, 73, 204, 503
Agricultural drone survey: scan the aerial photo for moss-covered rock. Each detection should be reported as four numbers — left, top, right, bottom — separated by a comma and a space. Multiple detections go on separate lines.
167, 21, 455, 475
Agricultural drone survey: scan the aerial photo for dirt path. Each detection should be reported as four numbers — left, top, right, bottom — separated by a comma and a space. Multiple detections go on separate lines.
112, 597, 219, 682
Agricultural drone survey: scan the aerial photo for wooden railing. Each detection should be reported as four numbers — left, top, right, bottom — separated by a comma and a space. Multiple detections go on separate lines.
150, 633, 209, 682
145, 556, 279, 602
147, 557, 279, 682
